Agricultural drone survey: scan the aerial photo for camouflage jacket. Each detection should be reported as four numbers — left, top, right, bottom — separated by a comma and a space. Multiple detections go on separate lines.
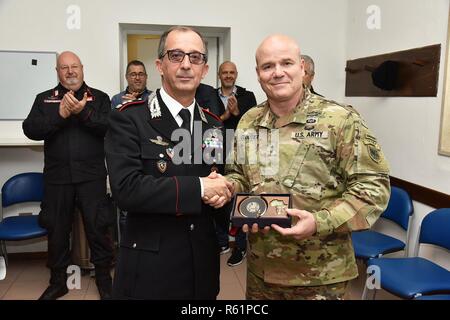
225, 90, 390, 286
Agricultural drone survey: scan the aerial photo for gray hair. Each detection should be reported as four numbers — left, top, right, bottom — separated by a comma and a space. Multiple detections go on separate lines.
157, 26, 208, 63
301, 54, 315, 75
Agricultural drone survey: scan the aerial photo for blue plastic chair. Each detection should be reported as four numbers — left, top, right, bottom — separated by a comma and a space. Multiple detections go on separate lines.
0, 172, 47, 266
352, 186, 414, 260
366, 208, 450, 299
414, 294, 450, 300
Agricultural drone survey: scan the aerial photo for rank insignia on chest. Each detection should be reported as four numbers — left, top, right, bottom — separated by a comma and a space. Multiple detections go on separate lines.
157, 160, 167, 173
306, 116, 317, 124
44, 90, 62, 103
150, 136, 169, 146
203, 129, 223, 149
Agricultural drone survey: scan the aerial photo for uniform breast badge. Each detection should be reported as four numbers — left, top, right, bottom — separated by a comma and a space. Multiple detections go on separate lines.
157, 160, 167, 173
150, 136, 169, 146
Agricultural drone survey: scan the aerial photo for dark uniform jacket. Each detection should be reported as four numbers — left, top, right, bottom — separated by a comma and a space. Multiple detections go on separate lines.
195, 83, 223, 116
105, 89, 223, 299
22, 82, 110, 184
216, 85, 257, 131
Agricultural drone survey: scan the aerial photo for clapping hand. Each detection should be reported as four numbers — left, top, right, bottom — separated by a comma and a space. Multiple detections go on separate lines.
227, 95, 239, 116
63, 91, 88, 115
121, 91, 139, 102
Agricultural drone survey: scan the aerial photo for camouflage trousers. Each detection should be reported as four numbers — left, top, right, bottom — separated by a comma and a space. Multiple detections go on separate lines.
246, 270, 349, 300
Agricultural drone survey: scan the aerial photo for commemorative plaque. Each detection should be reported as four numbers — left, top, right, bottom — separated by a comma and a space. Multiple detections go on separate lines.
231, 193, 292, 228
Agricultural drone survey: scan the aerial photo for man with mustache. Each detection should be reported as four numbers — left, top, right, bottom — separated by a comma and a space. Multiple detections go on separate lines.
23, 51, 114, 300
224, 35, 390, 300
105, 26, 232, 299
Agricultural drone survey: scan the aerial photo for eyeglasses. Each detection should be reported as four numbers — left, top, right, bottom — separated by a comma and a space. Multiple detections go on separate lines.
128, 72, 147, 79
161, 49, 207, 65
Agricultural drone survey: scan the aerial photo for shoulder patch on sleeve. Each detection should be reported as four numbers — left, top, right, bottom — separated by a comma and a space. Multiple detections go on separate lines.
116, 99, 146, 112
202, 108, 222, 123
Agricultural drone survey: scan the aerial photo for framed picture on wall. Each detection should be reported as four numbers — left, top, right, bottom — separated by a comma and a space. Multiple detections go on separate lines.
439, 11, 450, 156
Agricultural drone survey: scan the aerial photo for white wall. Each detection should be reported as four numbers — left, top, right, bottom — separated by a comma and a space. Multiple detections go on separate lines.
0, 0, 348, 253
0, 0, 347, 186
2, 0, 449, 268
344, 0, 450, 266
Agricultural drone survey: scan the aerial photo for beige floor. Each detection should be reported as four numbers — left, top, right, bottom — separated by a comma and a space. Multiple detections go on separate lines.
0, 254, 399, 300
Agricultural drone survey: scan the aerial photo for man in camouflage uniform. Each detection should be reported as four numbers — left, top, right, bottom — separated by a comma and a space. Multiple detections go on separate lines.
224, 34, 390, 300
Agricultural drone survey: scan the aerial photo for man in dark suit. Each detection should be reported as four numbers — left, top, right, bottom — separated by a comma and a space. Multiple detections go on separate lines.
217, 61, 257, 130
214, 61, 257, 266
105, 26, 233, 299
195, 82, 222, 116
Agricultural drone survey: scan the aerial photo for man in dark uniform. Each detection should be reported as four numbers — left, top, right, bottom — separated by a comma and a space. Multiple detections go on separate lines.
23, 51, 114, 300
195, 82, 222, 116
105, 26, 233, 299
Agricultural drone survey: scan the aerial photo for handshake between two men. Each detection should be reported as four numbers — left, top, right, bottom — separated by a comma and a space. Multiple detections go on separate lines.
200, 172, 318, 240
200, 171, 234, 209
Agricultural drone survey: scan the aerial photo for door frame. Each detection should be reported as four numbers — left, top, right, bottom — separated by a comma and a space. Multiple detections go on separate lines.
119, 23, 231, 90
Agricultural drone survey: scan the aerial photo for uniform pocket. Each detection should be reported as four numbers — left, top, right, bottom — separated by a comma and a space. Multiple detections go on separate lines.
246, 165, 264, 194
140, 142, 172, 175
282, 143, 331, 200
141, 142, 169, 160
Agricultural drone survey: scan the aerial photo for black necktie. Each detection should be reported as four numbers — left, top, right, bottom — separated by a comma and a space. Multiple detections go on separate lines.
179, 108, 191, 134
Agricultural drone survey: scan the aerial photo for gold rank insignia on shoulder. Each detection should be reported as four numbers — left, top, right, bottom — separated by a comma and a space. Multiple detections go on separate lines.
157, 160, 167, 173
150, 136, 169, 146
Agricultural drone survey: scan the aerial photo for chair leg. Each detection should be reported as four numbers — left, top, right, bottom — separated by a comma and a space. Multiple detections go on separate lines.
0, 241, 8, 266
372, 288, 378, 300
361, 280, 369, 300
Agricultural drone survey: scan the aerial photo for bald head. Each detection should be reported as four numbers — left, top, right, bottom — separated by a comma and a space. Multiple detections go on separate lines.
56, 51, 84, 91
256, 34, 301, 66
57, 51, 82, 66
254, 34, 305, 110
219, 61, 236, 73
218, 61, 238, 90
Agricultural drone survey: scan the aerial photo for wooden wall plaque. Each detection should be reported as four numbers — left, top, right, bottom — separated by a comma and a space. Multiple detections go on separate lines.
345, 44, 440, 97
